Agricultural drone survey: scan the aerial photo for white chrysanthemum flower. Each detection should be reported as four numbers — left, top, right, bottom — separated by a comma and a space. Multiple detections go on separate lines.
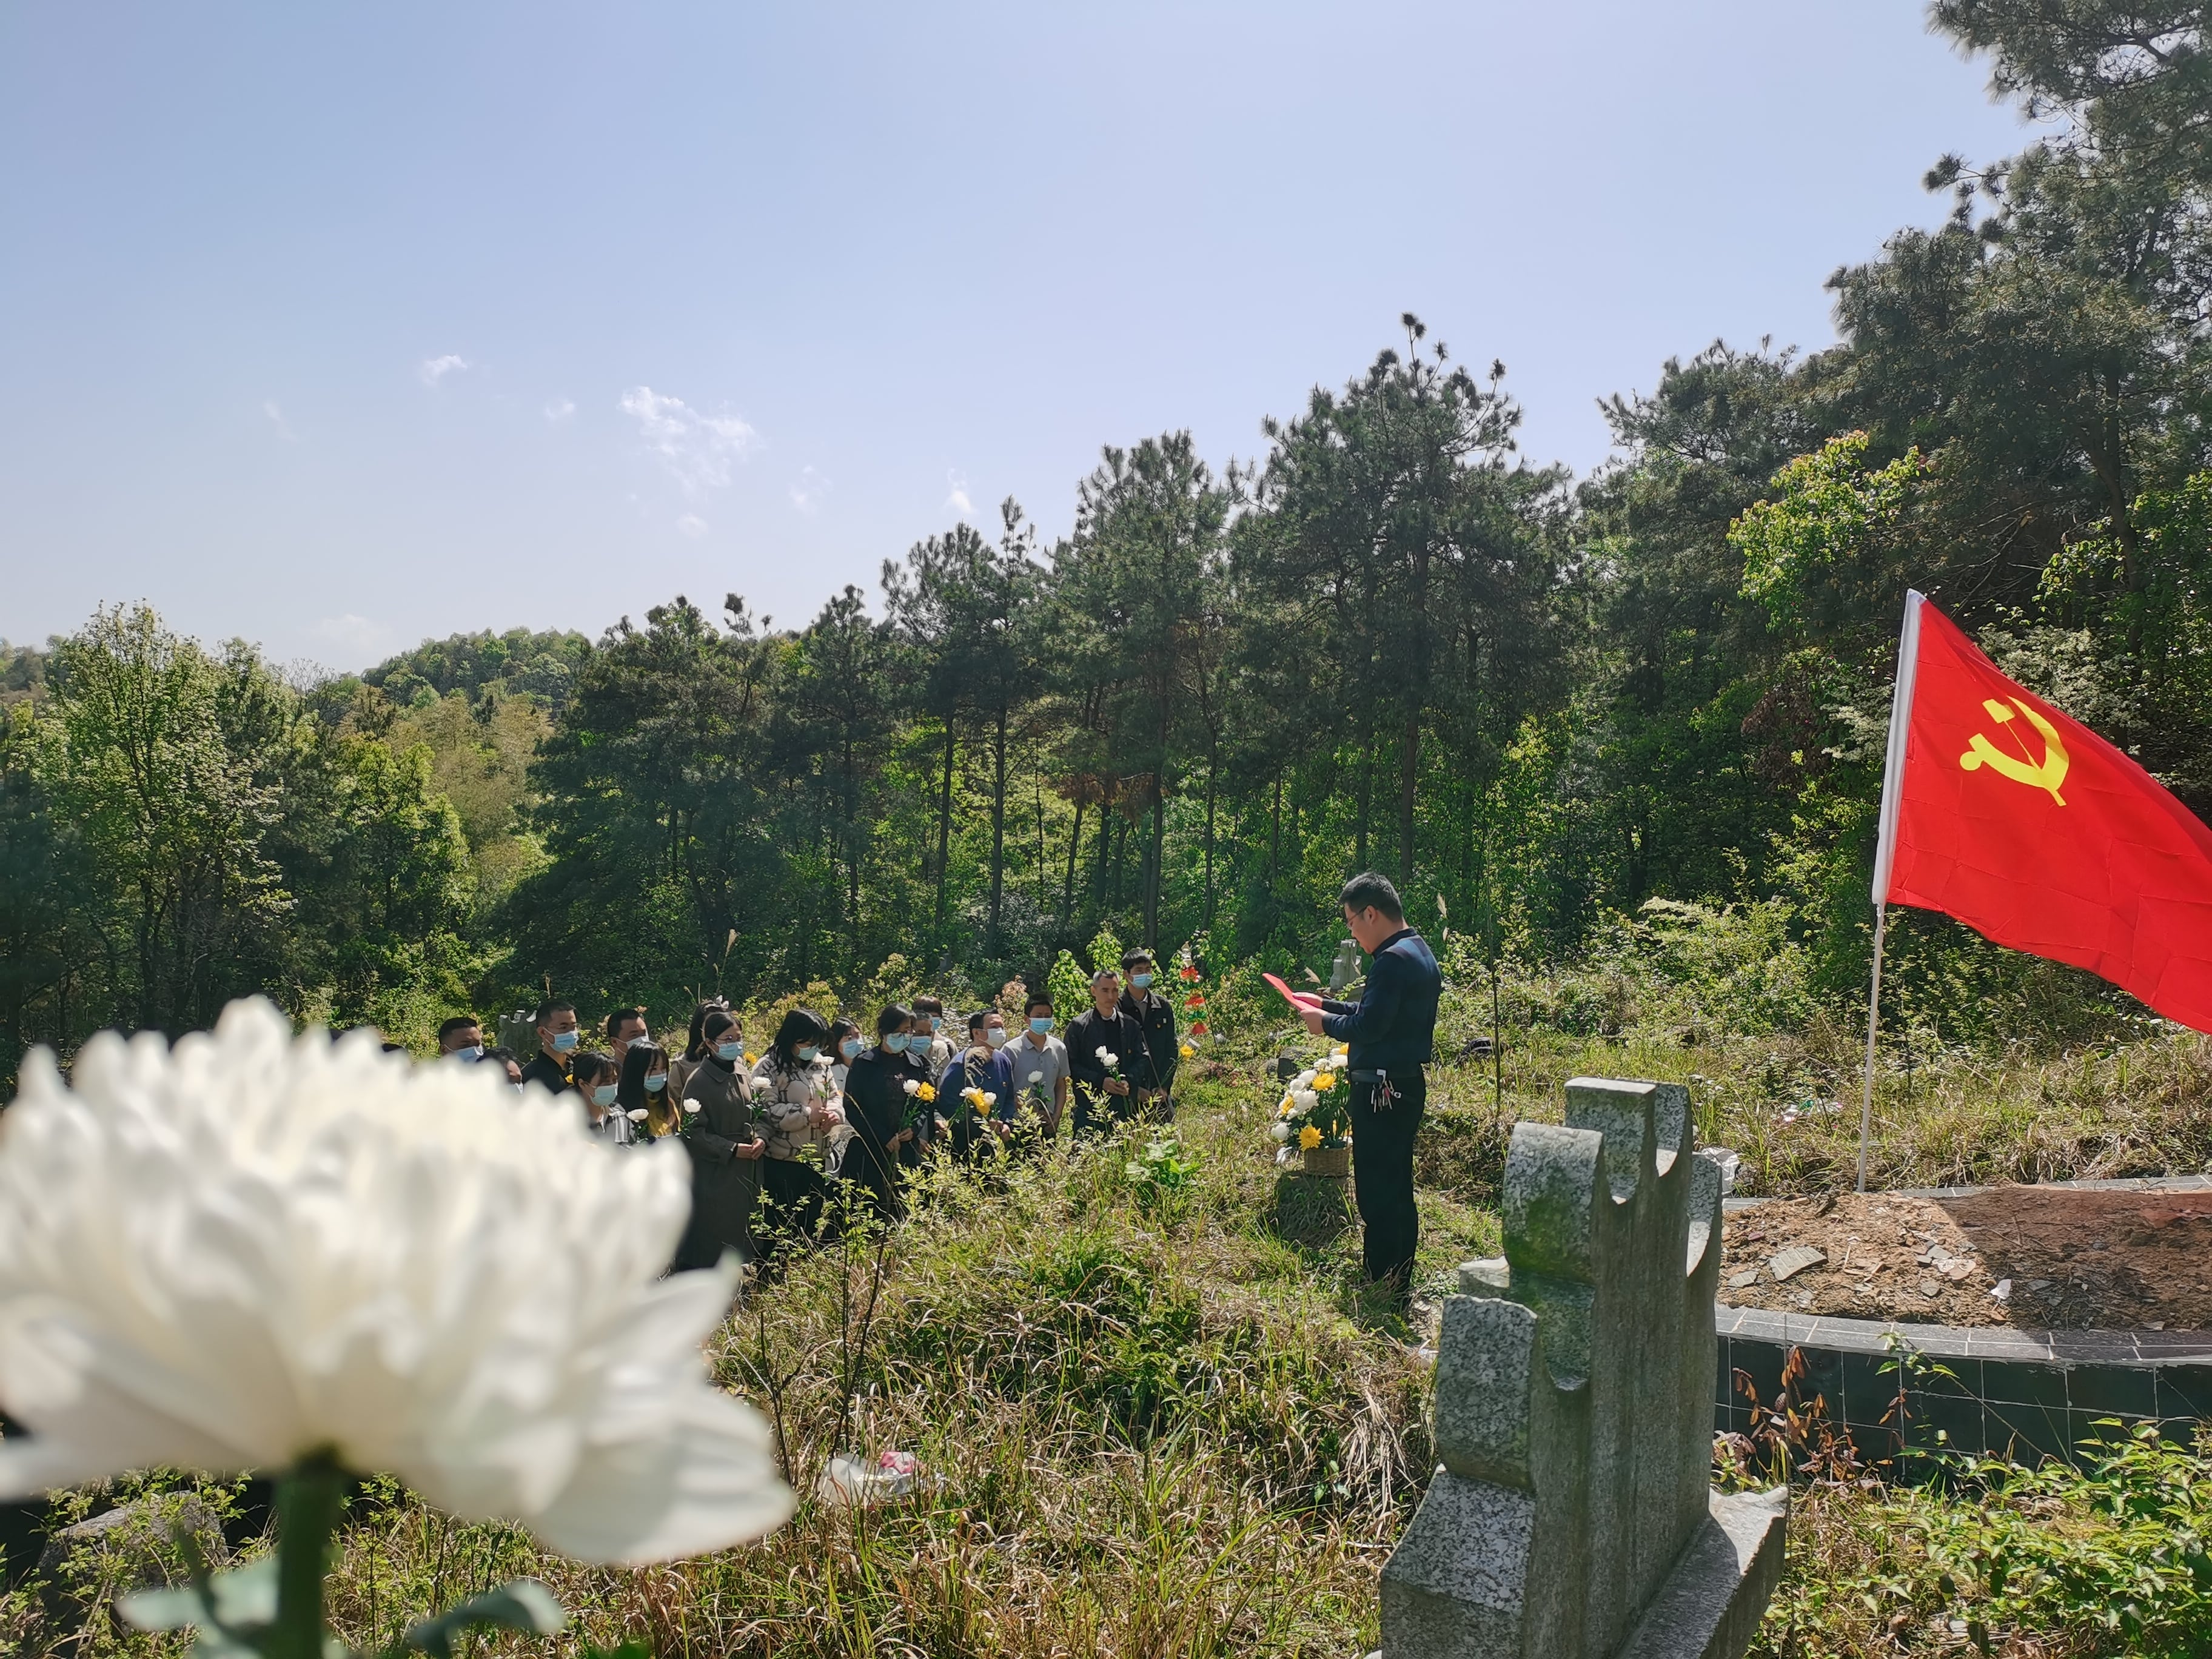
1292, 1069, 1316, 1090
0, 999, 792, 1564
1293, 1089, 1319, 1111
1270, 1122, 1293, 1142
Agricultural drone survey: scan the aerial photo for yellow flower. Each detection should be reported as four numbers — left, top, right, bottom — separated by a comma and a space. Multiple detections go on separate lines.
1278, 1094, 1295, 1116
961, 1087, 987, 1110
916, 1082, 937, 1104
1298, 1125, 1322, 1150
1179, 1044, 1195, 1060
743, 1053, 759, 1068
1313, 1071, 1336, 1092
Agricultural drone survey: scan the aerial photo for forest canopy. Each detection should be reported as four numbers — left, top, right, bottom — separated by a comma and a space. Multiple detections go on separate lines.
4, 0, 2208, 1083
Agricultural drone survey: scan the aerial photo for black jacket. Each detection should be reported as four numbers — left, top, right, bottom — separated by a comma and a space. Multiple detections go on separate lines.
1118, 988, 1179, 1093
1067, 1006, 1147, 1102
519, 1050, 573, 1095
1321, 928, 1441, 1075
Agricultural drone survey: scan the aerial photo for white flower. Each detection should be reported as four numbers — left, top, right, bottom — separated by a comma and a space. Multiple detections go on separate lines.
1293, 1090, 1319, 1111
626, 1108, 649, 1123
1027, 1071, 1044, 1085
1292, 1069, 1317, 1090
1099, 1050, 1118, 1067
982, 1093, 997, 1107
0, 999, 792, 1565
1270, 1122, 1293, 1142
902, 1079, 920, 1096
682, 1100, 701, 1115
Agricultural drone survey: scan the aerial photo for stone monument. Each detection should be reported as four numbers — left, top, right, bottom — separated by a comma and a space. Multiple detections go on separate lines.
1380, 1077, 1786, 1659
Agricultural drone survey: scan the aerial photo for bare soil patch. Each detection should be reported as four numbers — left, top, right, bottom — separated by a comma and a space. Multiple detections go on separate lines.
1717, 1185, 2212, 1330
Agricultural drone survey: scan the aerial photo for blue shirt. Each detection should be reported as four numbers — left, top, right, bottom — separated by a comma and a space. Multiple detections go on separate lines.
939, 1047, 1016, 1118
1320, 928, 1442, 1074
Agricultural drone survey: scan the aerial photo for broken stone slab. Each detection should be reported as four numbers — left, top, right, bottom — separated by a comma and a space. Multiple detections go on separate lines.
1766, 1245, 1825, 1282
36, 1493, 227, 1637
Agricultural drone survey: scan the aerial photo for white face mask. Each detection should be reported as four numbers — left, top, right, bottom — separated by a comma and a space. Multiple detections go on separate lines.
985, 1028, 1008, 1048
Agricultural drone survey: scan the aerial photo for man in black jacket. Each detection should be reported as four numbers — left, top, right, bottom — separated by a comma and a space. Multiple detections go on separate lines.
519, 998, 581, 1095
1118, 948, 1179, 1120
1067, 969, 1144, 1138
1300, 871, 1441, 1313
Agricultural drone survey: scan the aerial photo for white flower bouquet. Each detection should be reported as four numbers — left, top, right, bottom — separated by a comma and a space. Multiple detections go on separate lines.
1270, 1044, 1352, 1164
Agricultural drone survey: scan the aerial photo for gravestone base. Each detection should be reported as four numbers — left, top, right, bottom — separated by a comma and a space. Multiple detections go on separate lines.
1618, 1488, 1787, 1659
1275, 1170, 1353, 1245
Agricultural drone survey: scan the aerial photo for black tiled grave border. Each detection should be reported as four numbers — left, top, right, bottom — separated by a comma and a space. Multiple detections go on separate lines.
1714, 1304, 2212, 1468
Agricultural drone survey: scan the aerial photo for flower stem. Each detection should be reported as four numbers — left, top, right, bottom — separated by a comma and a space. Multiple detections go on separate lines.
273, 1450, 346, 1659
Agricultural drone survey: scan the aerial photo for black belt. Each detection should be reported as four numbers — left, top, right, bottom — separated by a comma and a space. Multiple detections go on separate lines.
1349, 1068, 1391, 1083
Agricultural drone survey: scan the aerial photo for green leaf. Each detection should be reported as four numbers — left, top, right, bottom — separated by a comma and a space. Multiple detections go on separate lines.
403, 1578, 567, 1658
119, 1555, 280, 1654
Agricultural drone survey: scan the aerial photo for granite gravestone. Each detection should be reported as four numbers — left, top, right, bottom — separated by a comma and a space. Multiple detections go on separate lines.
1381, 1078, 1786, 1659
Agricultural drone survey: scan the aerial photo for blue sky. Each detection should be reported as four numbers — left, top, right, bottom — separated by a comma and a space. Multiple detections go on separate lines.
1, 2, 2031, 672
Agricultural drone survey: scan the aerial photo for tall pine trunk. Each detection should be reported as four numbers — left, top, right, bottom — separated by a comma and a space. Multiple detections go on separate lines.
1397, 710, 1420, 884
934, 719, 956, 935
987, 703, 1009, 955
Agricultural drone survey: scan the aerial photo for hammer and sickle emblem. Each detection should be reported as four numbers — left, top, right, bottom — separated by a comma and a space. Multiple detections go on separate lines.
1959, 697, 2070, 805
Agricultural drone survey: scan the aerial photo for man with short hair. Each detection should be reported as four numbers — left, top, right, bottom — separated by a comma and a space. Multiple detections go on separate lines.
1010, 990, 1071, 1139
520, 998, 581, 1094
438, 1016, 484, 1059
1118, 948, 1179, 1120
1300, 871, 1441, 1314
940, 1009, 1014, 1162
1067, 969, 1144, 1139
605, 1007, 649, 1048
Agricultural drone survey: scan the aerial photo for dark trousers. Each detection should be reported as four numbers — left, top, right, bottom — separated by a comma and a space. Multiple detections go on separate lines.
1071, 1086, 1130, 1140
1349, 1069, 1427, 1302
759, 1156, 827, 1257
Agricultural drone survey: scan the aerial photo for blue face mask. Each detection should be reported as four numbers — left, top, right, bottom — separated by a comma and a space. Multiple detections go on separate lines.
796, 1045, 819, 1064
644, 1071, 667, 1092
840, 1036, 863, 1060
883, 1033, 910, 1054
591, 1084, 617, 1107
1130, 972, 1153, 989
716, 1040, 743, 1062
1030, 1016, 1054, 1034
550, 1029, 579, 1053
449, 1045, 483, 1062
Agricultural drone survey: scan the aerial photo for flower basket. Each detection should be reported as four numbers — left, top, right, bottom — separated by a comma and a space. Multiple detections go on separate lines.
1301, 1144, 1351, 1179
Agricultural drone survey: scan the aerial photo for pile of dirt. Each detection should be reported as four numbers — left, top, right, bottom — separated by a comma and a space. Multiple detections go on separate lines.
1717, 1185, 2212, 1330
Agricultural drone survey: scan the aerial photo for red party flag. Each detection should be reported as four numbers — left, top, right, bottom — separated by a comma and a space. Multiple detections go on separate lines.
1873, 591, 2212, 1030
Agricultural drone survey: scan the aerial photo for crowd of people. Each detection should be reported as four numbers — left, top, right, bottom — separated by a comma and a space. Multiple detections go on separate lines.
431, 948, 1187, 1273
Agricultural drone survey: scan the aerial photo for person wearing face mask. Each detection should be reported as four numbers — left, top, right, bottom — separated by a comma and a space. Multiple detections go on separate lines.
604, 1006, 650, 1051
617, 1041, 681, 1140
940, 1009, 1013, 1163
1118, 949, 1179, 1122
749, 1009, 842, 1259
837, 1004, 924, 1224
910, 996, 954, 1074
671, 1009, 766, 1273
1009, 991, 1070, 1141
520, 999, 582, 1094
571, 1051, 636, 1144
437, 1016, 485, 1061
672, 996, 732, 1098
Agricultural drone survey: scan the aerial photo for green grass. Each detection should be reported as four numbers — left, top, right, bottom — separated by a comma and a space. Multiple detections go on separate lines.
17, 1027, 2212, 1658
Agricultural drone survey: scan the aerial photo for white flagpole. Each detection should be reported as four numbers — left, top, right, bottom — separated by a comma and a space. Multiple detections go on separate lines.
1860, 589, 1926, 1193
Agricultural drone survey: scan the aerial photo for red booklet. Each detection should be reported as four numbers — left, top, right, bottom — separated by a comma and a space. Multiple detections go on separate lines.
1263, 973, 1324, 1010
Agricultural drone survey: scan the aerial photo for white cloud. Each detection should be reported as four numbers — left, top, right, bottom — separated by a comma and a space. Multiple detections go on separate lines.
677, 514, 709, 538
618, 386, 757, 495
789, 466, 828, 515
418, 354, 469, 387
311, 614, 390, 662
944, 470, 974, 517
263, 400, 298, 441
543, 397, 576, 421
